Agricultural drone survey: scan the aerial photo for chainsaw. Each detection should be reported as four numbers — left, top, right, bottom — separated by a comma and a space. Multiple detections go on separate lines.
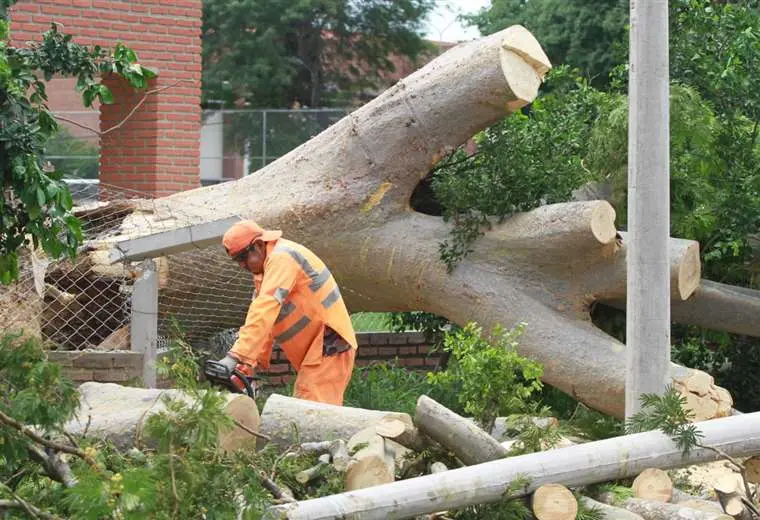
203, 359, 260, 399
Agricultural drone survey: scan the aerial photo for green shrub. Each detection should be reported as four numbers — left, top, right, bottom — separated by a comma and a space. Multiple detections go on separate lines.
427, 322, 544, 430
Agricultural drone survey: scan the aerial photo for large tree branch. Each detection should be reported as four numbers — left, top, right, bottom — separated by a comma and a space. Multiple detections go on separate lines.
601, 280, 760, 338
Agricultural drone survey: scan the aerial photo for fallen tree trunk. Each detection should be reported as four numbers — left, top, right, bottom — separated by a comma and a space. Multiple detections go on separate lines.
18, 24, 751, 420
265, 411, 760, 519
259, 394, 412, 447
414, 395, 507, 465
64, 382, 260, 452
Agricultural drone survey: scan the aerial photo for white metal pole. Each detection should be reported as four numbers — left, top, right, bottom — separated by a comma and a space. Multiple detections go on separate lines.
625, 0, 671, 418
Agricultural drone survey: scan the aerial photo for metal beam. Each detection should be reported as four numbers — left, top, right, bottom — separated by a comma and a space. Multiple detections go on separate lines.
108, 216, 240, 263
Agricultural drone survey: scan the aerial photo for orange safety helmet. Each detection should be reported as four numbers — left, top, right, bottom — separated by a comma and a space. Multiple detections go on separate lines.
222, 220, 283, 257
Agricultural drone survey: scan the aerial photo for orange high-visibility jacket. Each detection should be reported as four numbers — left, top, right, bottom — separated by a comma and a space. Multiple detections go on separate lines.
229, 238, 357, 371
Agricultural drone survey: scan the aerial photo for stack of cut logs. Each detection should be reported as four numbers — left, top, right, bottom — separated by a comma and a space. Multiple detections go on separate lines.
64, 383, 760, 520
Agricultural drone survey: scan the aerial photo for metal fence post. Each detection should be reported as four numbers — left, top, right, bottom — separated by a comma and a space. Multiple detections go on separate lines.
130, 259, 158, 387
261, 109, 267, 169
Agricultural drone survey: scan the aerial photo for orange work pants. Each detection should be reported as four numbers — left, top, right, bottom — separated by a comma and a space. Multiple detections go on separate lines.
293, 347, 356, 405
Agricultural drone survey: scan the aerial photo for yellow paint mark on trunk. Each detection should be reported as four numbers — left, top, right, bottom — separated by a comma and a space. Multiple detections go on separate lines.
362, 182, 393, 212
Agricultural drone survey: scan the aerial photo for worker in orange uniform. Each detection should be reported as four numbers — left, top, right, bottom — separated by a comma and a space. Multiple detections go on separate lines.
215, 220, 357, 405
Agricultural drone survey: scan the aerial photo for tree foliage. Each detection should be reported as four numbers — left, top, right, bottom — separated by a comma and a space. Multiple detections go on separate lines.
464, 0, 628, 87
0, 6, 154, 283
201, 0, 435, 108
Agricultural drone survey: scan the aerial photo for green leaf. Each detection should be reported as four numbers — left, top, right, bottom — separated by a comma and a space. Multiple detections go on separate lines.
36, 187, 46, 207
98, 84, 114, 104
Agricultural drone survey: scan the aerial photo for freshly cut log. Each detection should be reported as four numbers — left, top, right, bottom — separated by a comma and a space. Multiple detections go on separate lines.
64, 382, 260, 452
375, 417, 428, 452
744, 456, 760, 484
632, 468, 673, 502
579, 497, 644, 520
430, 462, 448, 474
414, 395, 507, 465
714, 474, 754, 520
531, 484, 577, 520
619, 498, 732, 520
345, 434, 395, 491
265, 411, 760, 519
259, 394, 412, 446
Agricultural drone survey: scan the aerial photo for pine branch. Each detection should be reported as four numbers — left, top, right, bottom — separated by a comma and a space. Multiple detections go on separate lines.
0, 409, 93, 465
0, 483, 64, 520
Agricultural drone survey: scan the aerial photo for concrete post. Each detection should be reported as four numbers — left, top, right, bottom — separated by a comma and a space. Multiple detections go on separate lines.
625, 0, 671, 418
130, 259, 159, 387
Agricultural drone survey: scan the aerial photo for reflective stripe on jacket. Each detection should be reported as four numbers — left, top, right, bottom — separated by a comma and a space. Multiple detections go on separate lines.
230, 238, 357, 371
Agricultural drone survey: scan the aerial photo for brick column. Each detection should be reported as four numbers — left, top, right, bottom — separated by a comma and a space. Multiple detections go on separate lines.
10, 0, 203, 197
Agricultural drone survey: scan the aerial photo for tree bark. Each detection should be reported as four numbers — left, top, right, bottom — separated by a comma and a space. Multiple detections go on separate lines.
414, 395, 507, 466
579, 497, 644, 520
259, 394, 412, 447
608, 498, 732, 520
63, 382, 260, 452
265, 411, 760, 520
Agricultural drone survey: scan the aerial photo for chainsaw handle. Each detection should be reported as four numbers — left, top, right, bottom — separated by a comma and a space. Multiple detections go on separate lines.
231, 368, 256, 398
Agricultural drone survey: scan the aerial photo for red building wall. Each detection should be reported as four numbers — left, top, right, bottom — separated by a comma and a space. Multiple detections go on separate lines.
9, 0, 203, 196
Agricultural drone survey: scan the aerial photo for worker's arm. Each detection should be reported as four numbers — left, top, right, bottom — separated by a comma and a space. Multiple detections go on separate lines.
229, 252, 299, 367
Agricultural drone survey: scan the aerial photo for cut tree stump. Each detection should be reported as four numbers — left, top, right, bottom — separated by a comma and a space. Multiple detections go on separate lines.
632, 468, 673, 502
531, 483, 577, 520
265, 411, 760, 519
64, 382, 260, 452
414, 395, 507, 465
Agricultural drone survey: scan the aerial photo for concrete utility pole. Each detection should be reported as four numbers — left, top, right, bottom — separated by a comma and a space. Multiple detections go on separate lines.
625, 0, 671, 418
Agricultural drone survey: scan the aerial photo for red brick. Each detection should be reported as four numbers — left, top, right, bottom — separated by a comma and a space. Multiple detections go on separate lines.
399, 346, 418, 355
357, 346, 378, 357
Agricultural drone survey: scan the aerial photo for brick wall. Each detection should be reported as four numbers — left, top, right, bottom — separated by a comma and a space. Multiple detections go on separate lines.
260, 332, 443, 386
9, 0, 203, 197
49, 333, 440, 388
49, 351, 144, 384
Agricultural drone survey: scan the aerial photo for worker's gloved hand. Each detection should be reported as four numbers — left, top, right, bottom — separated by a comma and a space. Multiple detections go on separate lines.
217, 354, 239, 374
